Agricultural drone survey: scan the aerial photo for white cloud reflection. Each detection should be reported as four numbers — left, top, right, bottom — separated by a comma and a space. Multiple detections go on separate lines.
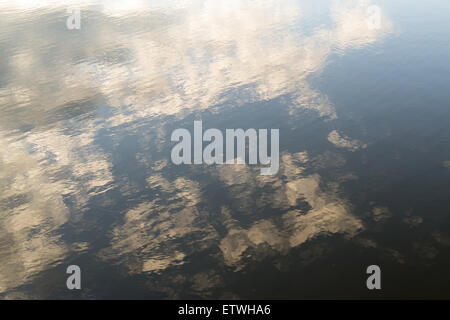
0, 0, 394, 296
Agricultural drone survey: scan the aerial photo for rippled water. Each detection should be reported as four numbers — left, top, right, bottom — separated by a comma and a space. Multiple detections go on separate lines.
1, 0, 450, 299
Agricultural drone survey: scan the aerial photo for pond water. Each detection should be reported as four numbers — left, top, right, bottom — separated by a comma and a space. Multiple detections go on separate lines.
1, 0, 450, 299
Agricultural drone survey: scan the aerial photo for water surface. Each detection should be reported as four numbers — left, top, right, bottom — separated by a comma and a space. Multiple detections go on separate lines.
1, 0, 450, 299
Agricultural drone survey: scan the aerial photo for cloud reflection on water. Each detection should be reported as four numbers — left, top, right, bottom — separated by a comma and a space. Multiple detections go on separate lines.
0, 0, 393, 297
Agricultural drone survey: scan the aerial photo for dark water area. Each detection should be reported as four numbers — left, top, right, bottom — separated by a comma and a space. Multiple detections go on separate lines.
1, 0, 450, 299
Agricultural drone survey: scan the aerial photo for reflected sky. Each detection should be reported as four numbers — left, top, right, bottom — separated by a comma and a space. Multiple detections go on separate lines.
1, 0, 450, 299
